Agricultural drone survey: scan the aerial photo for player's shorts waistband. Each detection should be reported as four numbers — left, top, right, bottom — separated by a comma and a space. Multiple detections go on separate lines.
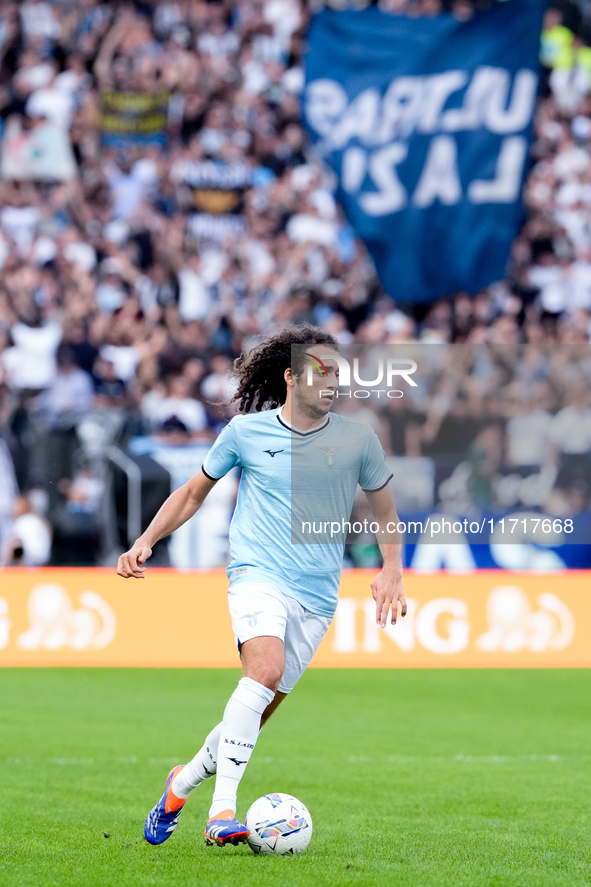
226, 565, 337, 618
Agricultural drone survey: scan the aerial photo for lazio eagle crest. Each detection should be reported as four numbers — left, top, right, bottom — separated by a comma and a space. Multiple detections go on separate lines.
316, 444, 343, 466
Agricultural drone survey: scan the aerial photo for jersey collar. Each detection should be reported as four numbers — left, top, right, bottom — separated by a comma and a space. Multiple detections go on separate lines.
277, 406, 331, 437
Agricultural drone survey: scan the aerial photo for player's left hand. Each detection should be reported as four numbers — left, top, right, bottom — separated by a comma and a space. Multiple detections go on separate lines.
371, 567, 406, 628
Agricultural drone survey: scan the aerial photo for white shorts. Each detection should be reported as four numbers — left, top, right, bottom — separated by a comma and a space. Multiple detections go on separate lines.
227, 582, 332, 695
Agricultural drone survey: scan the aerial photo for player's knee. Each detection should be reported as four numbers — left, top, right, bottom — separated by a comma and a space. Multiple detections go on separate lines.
251, 662, 283, 693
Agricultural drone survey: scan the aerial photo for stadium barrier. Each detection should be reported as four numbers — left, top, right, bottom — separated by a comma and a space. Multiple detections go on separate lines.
0, 568, 588, 667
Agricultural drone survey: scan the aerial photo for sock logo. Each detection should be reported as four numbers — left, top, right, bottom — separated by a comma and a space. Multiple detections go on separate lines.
224, 739, 254, 749
226, 757, 248, 766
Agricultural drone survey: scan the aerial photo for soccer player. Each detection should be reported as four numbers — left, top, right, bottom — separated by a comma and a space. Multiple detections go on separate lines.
117, 325, 406, 847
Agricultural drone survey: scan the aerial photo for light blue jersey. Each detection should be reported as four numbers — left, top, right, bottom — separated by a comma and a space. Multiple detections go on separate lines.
202, 407, 392, 617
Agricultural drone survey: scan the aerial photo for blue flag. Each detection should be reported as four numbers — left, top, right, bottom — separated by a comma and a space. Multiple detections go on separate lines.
304, 1, 546, 304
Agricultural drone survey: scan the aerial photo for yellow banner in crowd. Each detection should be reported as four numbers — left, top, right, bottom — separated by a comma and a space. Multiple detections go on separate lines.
0, 569, 588, 667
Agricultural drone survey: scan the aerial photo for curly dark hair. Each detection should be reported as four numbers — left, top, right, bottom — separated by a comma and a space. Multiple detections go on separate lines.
231, 324, 339, 413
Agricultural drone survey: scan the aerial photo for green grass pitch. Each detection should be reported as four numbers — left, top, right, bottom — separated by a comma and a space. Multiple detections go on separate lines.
0, 668, 589, 887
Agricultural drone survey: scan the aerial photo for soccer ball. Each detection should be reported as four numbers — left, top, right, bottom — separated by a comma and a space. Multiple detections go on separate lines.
244, 792, 313, 855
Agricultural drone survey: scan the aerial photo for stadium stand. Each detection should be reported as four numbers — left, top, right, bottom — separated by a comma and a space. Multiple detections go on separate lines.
0, 0, 590, 565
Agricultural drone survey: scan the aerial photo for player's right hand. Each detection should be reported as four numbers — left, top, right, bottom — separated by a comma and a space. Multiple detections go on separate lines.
117, 545, 152, 579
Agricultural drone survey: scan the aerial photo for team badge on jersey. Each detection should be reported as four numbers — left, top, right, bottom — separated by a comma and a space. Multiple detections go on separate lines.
316, 445, 343, 466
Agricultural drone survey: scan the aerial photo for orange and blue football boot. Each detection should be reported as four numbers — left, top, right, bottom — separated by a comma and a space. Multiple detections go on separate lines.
204, 810, 250, 847
144, 765, 186, 845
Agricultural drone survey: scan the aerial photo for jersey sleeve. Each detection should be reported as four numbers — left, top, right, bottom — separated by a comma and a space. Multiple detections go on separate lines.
202, 420, 241, 479
359, 428, 393, 492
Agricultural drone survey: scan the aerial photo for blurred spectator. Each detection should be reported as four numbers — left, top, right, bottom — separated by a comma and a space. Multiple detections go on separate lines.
3, 493, 52, 566
19, 1, 61, 45
465, 423, 504, 507
549, 376, 591, 485
540, 9, 575, 70
25, 57, 76, 129
504, 381, 555, 467
58, 465, 104, 516
52, 461, 105, 566
1, 306, 62, 391
92, 357, 126, 408
141, 373, 208, 435
0, 436, 18, 557
201, 353, 239, 404
35, 345, 94, 427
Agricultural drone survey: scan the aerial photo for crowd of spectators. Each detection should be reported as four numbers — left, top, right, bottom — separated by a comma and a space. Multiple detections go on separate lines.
341, 342, 591, 490
0, 0, 590, 565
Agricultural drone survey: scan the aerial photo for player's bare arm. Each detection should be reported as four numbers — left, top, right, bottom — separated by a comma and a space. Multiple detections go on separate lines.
117, 471, 218, 579
364, 485, 406, 628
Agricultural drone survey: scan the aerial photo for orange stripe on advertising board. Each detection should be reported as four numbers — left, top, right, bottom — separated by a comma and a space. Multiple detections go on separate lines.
0, 568, 589, 667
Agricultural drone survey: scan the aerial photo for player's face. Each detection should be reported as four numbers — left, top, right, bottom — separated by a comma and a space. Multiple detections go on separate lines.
293, 346, 340, 419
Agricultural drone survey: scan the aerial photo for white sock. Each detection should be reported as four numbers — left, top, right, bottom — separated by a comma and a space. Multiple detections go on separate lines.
209, 677, 275, 818
171, 721, 223, 800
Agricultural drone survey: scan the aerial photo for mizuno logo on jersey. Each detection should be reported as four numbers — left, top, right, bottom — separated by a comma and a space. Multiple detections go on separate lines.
264, 448, 284, 457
